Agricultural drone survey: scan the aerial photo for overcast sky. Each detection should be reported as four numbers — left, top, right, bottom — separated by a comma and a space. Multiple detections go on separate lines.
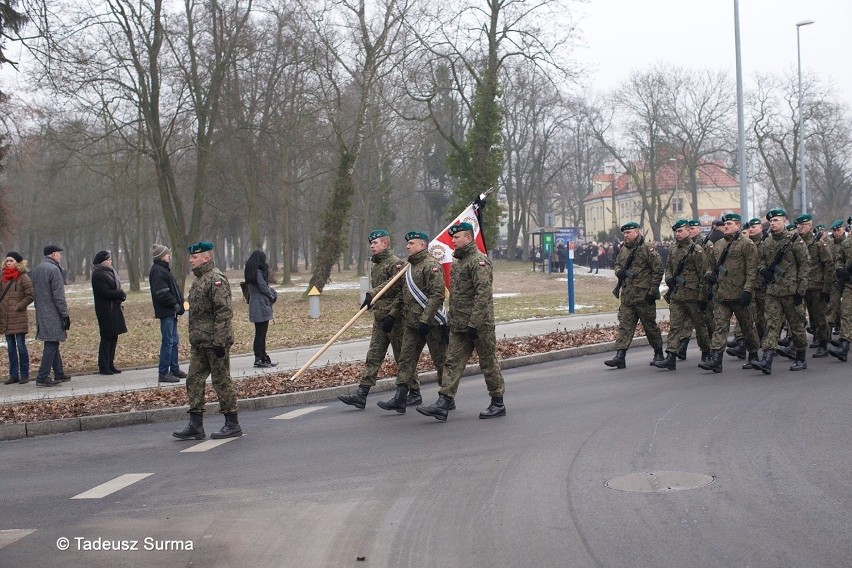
574, 0, 852, 103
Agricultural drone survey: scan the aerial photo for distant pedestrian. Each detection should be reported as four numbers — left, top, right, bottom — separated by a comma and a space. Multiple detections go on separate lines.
91, 251, 128, 375
589, 242, 599, 274
30, 245, 71, 387
0, 252, 34, 384
244, 249, 278, 368
149, 244, 186, 383
173, 241, 242, 440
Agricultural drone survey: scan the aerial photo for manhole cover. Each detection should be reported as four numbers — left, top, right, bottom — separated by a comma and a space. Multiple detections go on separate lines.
605, 471, 715, 493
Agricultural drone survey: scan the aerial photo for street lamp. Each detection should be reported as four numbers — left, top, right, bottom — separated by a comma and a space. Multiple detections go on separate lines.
797, 19, 814, 215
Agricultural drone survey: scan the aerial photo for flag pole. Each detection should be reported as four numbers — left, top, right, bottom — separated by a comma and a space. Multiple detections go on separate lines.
288, 188, 494, 382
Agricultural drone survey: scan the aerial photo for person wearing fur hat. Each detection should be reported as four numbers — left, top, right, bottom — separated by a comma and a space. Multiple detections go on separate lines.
0, 252, 35, 384
91, 251, 128, 375
148, 244, 186, 383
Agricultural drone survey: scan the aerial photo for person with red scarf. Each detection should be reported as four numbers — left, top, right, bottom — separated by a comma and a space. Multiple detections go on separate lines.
0, 252, 35, 384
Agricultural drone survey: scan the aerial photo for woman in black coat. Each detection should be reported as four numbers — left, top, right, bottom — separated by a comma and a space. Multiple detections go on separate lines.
91, 251, 128, 375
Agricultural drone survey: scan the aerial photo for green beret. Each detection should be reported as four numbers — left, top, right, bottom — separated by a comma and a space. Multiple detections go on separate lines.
815, 224, 825, 232
830, 219, 844, 230
448, 222, 474, 236
671, 219, 689, 231
747, 218, 762, 227
186, 241, 214, 254
688, 219, 701, 227
620, 221, 640, 232
722, 213, 741, 222
794, 213, 812, 225
765, 208, 787, 220
405, 231, 430, 242
786, 223, 796, 231
368, 229, 389, 242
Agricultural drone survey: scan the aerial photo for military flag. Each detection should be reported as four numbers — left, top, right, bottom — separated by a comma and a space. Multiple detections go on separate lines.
428, 193, 489, 288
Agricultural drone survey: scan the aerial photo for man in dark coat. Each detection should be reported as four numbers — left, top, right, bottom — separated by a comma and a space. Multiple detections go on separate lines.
30, 245, 71, 387
91, 251, 128, 375
149, 244, 186, 383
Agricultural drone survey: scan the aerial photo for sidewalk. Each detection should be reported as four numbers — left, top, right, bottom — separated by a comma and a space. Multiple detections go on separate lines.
0, 308, 660, 406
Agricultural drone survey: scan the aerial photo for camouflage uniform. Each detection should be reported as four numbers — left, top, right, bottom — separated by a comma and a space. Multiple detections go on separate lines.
828, 231, 845, 329
664, 238, 710, 355
438, 240, 504, 399
612, 237, 663, 351
800, 231, 832, 345
733, 231, 768, 347
186, 260, 236, 415
758, 231, 809, 352
359, 248, 404, 388
832, 236, 852, 343
707, 232, 759, 352
391, 248, 447, 390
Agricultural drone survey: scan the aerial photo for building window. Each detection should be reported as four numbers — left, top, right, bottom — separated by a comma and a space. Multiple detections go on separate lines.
673, 197, 684, 214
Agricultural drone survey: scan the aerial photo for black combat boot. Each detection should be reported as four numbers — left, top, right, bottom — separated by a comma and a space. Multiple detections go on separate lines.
338, 385, 370, 409
778, 336, 791, 348
742, 352, 759, 369
416, 393, 454, 422
828, 339, 849, 362
406, 389, 422, 407
211, 412, 243, 439
789, 350, 807, 371
173, 413, 205, 440
479, 396, 506, 419
726, 339, 747, 359
652, 352, 677, 370
676, 338, 690, 360
698, 349, 720, 371
700, 351, 710, 364
708, 350, 723, 373
812, 342, 829, 358
726, 338, 738, 348
649, 348, 664, 366
775, 344, 796, 360
604, 349, 627, 369
751, 350, 775, 375
377, 385, 408, 414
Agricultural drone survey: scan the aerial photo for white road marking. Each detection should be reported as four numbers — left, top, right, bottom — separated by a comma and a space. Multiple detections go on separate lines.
271, 406, 327, 420
179, 437, 240, 453
0, 529, 36, 549
71, 473, 154, 499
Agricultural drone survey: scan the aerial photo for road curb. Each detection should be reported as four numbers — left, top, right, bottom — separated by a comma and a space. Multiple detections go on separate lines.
0, 337, 652, 440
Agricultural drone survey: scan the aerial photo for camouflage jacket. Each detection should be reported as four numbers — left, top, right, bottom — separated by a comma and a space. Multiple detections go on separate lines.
369, 249, 404, 321
801, 232, 832, 293
828, 233, 846, 289
187, 260, 233, 349
614, 237, 663, 305
666, 238, 707, 302
833, 236, 852, 290
706, 232, 758, 301
757, 231, 809, 297
392, 248, 446, 328
447, 241, 494, 331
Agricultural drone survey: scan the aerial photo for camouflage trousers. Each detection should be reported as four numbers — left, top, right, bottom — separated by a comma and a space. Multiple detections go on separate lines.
186, 345, 237, 415
839, 292, 852, 341
395, 324, 447, 390
734, 291, 766, 342
804, 289, 829, 343
439, 327, 504, 399
827, 285, 842, 327
614, 302, 663, 351
666, 300, 710, 354
761, 294, 807, 351
711, 300, 758, 352
360, 319, 403, 388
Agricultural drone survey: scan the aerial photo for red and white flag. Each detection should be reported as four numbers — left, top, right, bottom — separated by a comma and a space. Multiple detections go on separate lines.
428, 195, 488, 288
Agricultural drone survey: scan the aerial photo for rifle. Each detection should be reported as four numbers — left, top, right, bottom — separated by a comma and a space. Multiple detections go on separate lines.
706, 233, 738, 301
612, 236, 643, 299
663, 241, 696, 303
758, 233, 799, 291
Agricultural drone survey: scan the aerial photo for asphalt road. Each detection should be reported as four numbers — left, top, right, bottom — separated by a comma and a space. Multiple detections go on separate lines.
1, 351, 850, 567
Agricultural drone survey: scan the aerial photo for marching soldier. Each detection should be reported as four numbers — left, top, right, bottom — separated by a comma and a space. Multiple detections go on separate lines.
829, 219, 852, 361
653, 219, 710, 370
377, 231, 447, 413
418, 222, 505, 421
698, 213, 759, 373
603, 221, 664, 369
339, 229, 405, 409
751, 209, 810, 374
728, 218, 768, 366
796, 214, 832, 357
173, 241, 241, 440
826, 219, 845, 336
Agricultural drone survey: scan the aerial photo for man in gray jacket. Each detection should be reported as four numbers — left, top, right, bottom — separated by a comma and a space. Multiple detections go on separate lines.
30, 245, 71, 387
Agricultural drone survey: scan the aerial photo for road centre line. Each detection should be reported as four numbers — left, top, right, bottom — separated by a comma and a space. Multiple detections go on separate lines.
271, 406, 328, 420
71, 473, 154, 499
0, 529, 37, 549
180, 437, 240, 453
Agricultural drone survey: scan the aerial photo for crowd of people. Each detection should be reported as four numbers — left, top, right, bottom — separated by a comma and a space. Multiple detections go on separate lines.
604, 209, 850, 376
